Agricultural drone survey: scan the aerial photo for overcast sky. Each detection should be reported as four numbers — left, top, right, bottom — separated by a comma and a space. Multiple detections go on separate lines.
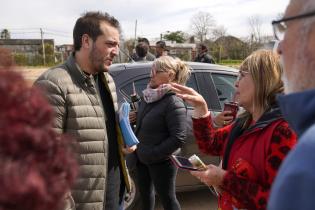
1, 0, 289, 45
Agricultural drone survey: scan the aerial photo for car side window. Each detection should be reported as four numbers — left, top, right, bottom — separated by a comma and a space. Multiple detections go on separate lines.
120, 77, 149, 101
186, 73, 198, 92
184, 73, 198, 108
211, 73, 237, 109
119, 73, 198, 103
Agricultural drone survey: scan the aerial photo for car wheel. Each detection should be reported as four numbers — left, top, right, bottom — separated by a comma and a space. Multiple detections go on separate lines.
124, 171, 140, 210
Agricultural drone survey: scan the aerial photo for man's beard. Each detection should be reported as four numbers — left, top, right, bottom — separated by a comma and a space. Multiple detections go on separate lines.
281, 73, 293, 94
281, 52, 315, 94
89, 45, 106, 73
280, 56, 291, 94
280, 55, 300, 94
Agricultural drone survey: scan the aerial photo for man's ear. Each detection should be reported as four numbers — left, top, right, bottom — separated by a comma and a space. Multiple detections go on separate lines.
81, 34, 92, 49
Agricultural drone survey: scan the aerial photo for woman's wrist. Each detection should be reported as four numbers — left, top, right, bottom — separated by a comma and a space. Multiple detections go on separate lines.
212, 119, 222, 128
192, 110, 210, 119
193, 104, 209, 118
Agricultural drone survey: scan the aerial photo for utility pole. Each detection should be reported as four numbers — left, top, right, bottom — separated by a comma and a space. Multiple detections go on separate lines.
134, 20, 137, 49
219, 45, 222, 63
40, 28, 46, 66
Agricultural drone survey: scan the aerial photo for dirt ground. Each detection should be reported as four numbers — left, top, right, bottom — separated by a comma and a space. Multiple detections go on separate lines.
155, 189, 218, 210
15, 67, 48, 86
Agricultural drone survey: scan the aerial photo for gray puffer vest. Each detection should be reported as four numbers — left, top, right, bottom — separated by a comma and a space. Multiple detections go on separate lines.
35, 54, 130, 210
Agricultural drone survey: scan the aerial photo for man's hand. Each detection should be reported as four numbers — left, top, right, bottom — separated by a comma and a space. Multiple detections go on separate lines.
122, 145, 137, 154
129, 110, 137, 124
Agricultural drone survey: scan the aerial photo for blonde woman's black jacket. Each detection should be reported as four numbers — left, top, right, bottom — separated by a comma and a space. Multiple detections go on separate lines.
135, 92, 187, 164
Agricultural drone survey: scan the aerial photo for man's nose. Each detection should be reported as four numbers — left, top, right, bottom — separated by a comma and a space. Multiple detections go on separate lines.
112, 46, 119, 56
276, 40, 283, 55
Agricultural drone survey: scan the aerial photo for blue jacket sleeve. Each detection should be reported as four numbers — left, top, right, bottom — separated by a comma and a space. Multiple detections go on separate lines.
268, 127, 315, 210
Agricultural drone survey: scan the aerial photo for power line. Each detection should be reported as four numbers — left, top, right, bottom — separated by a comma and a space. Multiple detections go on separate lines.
10, 31, 39, 35
1, 28, 72, 43
43, 28, 69, 35
1, 27, 40, 31
44, 32, 71, 38
1, 28, 71, 37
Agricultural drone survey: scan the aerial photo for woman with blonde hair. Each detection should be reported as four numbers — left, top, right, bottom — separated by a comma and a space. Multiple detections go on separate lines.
133, 56, 190, 210
171, 50, 297, 210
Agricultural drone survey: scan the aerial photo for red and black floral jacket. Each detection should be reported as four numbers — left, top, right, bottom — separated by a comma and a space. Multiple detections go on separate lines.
193, 106, 297, 210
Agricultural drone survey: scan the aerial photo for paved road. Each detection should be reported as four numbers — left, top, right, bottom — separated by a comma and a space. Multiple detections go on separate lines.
155, 189, 218, 210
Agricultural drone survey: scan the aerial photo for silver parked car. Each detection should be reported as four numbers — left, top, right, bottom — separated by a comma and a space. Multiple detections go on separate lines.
109, 61, 238, 210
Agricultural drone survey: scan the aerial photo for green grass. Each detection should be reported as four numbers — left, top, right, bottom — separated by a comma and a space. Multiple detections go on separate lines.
218, 59, 242, 68
219, 59, 242, 65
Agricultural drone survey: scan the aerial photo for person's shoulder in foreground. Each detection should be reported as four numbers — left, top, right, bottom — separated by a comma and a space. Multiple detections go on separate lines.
268, 125, 315, 210
268, 0, 315, 208
0, 48, 78, 210
269, 88, 315, 210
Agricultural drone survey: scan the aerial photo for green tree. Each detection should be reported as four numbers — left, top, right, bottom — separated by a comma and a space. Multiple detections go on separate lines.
163, 31, 186, 43
213, 36, 249, 60
39, 43, 54, 55
39, 43, 55, 65
1, 29, 11, 39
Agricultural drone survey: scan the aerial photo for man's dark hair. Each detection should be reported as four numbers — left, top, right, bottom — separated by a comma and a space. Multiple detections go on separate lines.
199, 44, 208, 52
156, 40, 169, 52
138, 37, 150, 47
73, 11, 121, 51
136, 42, 149, 58
156, 40, 167, 50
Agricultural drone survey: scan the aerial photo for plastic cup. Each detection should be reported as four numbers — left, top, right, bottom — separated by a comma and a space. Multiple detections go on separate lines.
223, 102, 239, 121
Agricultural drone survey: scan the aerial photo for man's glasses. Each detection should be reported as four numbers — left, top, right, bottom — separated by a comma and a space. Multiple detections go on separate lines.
272, 10, 315, 41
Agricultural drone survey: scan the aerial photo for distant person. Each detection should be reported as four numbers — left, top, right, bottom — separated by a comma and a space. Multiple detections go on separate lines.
130, 37, 155, 62
133, 56, 191, 210
268, 0, 315, 209
0, 48, 78, 210
138, 37, 156, 61
155, 40, 169, 58
171, 50, 296, 210
34, 11, 133, 210
134, 42, 149, 62
194, 44, 215, 64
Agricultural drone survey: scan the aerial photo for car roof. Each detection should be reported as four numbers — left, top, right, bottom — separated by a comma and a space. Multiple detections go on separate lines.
109, 61, 239, 76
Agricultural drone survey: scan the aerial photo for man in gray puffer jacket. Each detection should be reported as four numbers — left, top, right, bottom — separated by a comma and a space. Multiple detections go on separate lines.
35, 11, 132, 210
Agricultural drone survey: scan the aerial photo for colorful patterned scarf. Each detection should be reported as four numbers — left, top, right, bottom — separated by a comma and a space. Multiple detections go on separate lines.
142, 84, 172, 103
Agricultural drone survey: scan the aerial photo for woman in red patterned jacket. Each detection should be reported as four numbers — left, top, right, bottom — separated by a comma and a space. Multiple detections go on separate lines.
171, 50, 297, 210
